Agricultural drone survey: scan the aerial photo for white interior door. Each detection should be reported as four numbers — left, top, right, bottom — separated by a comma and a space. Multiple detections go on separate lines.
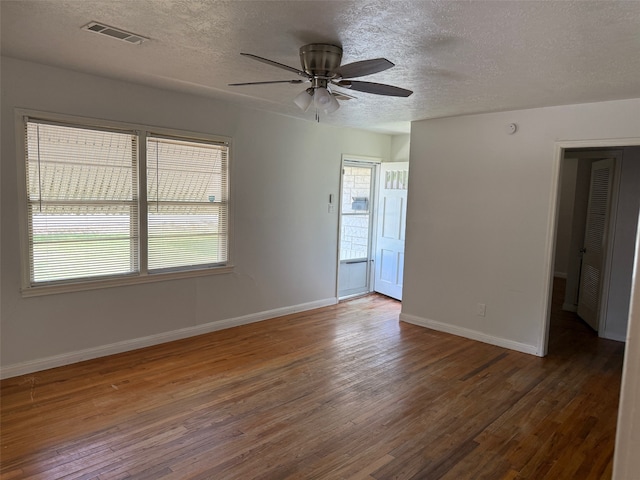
577, 158, 615, 331
374, 162, 408, 300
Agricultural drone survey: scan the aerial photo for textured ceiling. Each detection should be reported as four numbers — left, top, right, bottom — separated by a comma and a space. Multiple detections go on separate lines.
2, 1, 640, 134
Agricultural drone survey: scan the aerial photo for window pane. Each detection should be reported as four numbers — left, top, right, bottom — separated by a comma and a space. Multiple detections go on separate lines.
340, 166, 372, 261
340, 214, 370, 261
341, 166, 372, 214
25, 121, 138, 284
30, 208, 137, 282
147, 136, 228, 271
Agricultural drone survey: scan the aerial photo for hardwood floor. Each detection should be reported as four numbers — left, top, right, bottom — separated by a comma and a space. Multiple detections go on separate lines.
1, 283, 624, 479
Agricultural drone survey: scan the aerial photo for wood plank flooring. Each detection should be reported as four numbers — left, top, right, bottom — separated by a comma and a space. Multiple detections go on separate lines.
0, 282, 625, 479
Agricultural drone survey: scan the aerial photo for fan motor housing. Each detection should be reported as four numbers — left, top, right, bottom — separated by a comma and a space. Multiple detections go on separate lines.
299, 44, 342, 77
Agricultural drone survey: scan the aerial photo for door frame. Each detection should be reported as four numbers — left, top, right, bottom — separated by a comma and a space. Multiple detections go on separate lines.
540, 137, 640, 356
335, 155, 381, 300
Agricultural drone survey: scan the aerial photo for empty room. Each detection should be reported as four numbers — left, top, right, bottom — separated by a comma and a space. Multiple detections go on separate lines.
1, 1, 640, 479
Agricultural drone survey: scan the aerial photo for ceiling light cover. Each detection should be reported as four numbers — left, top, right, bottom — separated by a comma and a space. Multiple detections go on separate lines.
294, 88, 314, 112
314, 87, 340, 113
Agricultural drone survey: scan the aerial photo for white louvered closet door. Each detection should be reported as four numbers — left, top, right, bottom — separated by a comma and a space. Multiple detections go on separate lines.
577, 158, 615, 331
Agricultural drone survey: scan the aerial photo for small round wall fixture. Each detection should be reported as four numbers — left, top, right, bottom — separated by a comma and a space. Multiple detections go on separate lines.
506, 123, 518, 134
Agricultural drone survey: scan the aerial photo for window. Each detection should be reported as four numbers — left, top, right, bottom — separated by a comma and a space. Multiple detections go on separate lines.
340, 164, 374, 261
20, 114, 231, 293
146, 135, 228, 272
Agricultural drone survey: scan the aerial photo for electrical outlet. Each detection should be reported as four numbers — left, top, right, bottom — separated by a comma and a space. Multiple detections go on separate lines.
476, 303, 486, 317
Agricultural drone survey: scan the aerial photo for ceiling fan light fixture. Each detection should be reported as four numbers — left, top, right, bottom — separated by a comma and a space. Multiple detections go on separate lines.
314, 87, 340, 113
326, 92, 340, 113
231, 43, 411, 117
294, 88, 314, 111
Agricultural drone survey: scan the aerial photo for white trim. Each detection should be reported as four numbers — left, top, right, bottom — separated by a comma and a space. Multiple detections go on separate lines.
21, 265, 235, 297
138, 129, 149, 274
341, 154, 382, 165
554, 272, 568, 279
400, 313, 539, 356
556, 138, 640, 149
538, 142, 565, 357
562, 302, 578, 312
15, 110, 31, 290
0, 297, 337, 379
15, 108, 232, 145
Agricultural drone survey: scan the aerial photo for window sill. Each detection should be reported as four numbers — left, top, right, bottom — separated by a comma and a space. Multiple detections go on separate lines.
21, 265, 235, 297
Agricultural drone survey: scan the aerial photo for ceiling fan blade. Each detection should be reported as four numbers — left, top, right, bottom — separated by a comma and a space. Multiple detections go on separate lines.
240, 53, 309, 78
334, 58, 394, 79
336, 80, 413, 97
332, 93, 354, 101
329, 87, 356, 100
228, 79, 305, 86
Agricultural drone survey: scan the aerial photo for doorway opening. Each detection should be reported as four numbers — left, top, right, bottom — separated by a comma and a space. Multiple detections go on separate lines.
338, 158, 378, 299
545, 143, 640, 353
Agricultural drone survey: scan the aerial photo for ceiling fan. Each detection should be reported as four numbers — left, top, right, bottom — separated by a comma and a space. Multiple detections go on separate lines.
229, 44, 413, 115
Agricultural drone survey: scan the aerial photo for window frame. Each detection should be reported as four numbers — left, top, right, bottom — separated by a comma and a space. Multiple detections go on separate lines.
16, 109, 233, 297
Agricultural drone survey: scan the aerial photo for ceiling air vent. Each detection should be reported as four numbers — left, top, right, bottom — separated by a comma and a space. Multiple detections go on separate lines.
82, 21, 147, 45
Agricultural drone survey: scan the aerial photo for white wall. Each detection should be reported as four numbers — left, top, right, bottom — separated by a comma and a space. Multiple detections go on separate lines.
402, 99, 640, 354
0, 57, 391, 374
390, 134, 410, 162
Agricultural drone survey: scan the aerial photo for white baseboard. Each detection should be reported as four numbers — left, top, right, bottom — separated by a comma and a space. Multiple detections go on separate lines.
399, 313, 539, 356
0, 297, 338, 379
562, 302, 578, 312
554, 272, 568, 279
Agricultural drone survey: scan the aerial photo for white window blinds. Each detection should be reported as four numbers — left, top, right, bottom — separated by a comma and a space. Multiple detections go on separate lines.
25, 120, 138, 284
22, 115, 231, 290
146, 135, 229, 271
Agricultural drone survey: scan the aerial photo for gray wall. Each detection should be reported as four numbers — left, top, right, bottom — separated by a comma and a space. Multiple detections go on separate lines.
605, 148, 640, 340
0, 57, 391, 372
403, 99, 640, 354
613, 212, 640, 478
554, 157, 578, 277
562, 157, 593, 311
